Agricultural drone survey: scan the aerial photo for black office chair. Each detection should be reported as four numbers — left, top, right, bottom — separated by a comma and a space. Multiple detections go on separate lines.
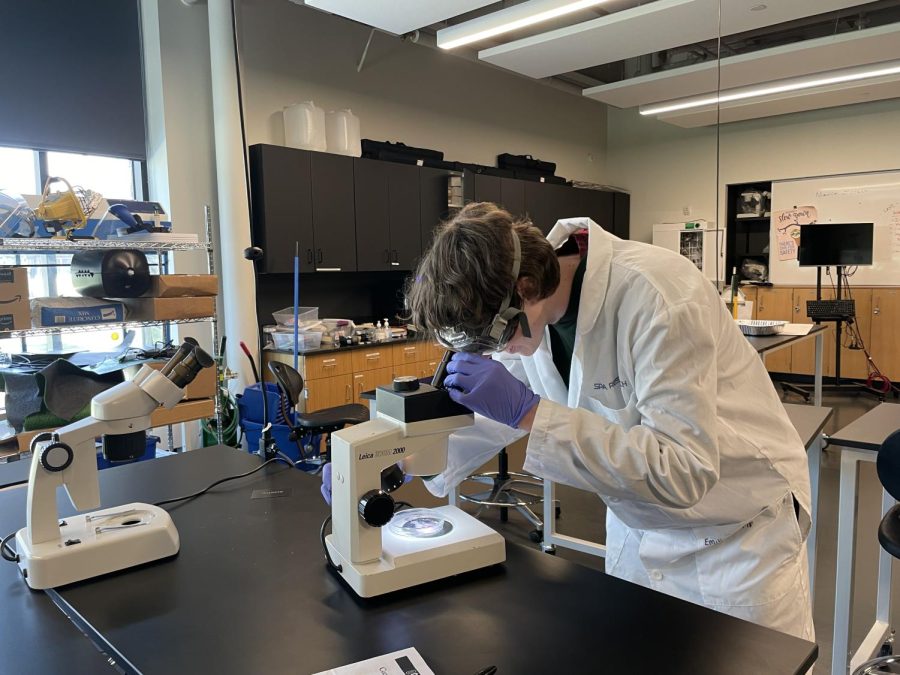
267, 361, 369, 463
852, 429, 900, 675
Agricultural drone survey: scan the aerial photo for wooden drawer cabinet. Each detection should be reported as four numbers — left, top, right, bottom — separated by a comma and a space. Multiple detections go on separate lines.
418, 360, 439, 380
305, 352, 352, 380
305, 374, 353, 412
871, 288, 900, 382
393, 342, 424, 367
351, 347, 392, 373
393, 363, 419, 379
756, 287, 794, 373
352, 366, 394, 405
427, 341, 447, 362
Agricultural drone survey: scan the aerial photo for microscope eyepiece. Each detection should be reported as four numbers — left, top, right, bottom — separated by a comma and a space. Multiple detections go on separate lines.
162, 339, 214, 389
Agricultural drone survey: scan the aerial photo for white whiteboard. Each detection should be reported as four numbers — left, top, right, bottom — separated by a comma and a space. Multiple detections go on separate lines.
769, 171, 900, 286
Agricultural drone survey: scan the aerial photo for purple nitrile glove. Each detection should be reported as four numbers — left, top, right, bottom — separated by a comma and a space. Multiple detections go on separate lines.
321, 462, 332, 505
444, 352, 540, 428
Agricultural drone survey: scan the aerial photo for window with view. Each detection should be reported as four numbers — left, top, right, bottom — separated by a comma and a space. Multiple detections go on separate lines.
0, 146, 160, 415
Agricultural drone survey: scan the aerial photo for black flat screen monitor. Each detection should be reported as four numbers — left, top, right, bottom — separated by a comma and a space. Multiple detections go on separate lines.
798, 222, 874, 267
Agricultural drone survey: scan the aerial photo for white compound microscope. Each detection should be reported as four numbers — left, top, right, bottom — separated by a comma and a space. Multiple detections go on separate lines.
15, 339, 213, 589
325, 360, 505, 598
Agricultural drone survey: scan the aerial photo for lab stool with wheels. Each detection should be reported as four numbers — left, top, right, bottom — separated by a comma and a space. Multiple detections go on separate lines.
852, 429, 900, 675
267, 361, 369, 464
458, 447, 559, 543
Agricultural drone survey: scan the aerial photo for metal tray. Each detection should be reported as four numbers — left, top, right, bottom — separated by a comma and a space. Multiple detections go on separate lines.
736, 319, 787, 336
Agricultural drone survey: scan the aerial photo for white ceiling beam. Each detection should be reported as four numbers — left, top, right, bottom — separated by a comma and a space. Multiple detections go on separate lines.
478, 0, 869, 79
654, 73, 900, 127
583, 23, 900, 109
436, 0, 613, 50
300, 0, 497, 36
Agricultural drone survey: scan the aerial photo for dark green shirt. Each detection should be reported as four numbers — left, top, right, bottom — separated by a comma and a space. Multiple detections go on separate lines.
548, 257, 586, 388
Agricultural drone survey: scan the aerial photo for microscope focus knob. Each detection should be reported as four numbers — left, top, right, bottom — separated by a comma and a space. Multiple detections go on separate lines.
358, 490, 395, 527
40, 442, 74, 473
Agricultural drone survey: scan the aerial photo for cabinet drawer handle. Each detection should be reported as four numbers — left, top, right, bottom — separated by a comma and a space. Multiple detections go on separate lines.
322, 359, 336, 368
365, 353, 381, 359
317, 268, 342, 272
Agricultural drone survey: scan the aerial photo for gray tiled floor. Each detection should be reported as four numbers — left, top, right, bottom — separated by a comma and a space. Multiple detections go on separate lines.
451, 392, 899, 675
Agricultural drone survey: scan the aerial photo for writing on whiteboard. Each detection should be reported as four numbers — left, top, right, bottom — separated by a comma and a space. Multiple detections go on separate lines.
886, 202, 900, 258
819, 183, 900, 198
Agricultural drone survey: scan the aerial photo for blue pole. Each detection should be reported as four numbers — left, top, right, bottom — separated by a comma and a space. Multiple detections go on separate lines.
293, 242, 299, 372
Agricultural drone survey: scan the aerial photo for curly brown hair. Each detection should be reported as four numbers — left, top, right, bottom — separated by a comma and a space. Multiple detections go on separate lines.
405, 202, 560, 335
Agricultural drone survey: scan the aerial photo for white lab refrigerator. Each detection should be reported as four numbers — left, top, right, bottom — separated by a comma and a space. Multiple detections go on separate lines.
652, 221, 725, 282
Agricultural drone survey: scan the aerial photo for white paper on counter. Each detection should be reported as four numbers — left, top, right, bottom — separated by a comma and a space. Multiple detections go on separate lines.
312, 647, 435, 675
781, 323, 815, 336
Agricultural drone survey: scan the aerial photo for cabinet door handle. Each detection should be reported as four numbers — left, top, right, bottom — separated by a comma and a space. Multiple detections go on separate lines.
307, 249, 313, 264
345, 384, 351, 402
874, 306, 880, 315
317, 248, 323, 263
391, 249, 400, 266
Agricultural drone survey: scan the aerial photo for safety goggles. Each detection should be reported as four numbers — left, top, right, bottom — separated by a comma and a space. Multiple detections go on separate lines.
436, 228, 532, 354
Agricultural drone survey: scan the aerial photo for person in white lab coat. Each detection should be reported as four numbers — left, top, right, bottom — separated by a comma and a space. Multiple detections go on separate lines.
405, 202, 814, 640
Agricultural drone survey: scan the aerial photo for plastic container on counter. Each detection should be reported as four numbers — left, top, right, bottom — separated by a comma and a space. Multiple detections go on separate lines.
267, 329, 323, 352
272, 306, 318, 328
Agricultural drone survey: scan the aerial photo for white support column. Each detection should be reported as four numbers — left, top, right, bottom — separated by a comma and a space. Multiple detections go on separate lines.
207, 0, 259, 390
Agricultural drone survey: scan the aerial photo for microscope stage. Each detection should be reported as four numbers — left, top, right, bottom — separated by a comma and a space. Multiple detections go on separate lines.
325, 505, 505, 598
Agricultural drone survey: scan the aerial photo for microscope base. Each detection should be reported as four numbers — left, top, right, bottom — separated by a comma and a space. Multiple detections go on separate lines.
325, 505, 505, 598
15, 503, 179, 589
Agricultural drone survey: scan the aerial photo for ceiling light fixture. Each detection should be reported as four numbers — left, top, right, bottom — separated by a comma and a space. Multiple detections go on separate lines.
436, 0, 611, 50
639, 59, 900, 116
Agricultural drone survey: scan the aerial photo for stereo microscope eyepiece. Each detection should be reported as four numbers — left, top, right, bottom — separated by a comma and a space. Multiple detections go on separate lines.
162, 339, 215, 389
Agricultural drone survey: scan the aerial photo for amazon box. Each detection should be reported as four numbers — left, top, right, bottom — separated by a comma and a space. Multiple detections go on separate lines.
142, 274, 218, 298
118, 296, 215, 321
0, 267, 29, 330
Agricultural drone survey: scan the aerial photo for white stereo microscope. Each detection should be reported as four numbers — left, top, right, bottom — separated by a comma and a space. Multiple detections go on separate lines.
15, 339, 213, 589
325, 370, 506, 598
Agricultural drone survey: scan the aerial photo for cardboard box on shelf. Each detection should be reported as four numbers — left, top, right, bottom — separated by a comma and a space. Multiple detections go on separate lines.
118, 296, 215, 321
30, 297, 124, 327
150, 398, 215, 426
15, 398, 215, 453
143, 275, 218, 298
0, 267, 30, 330
124, 360, 216, 400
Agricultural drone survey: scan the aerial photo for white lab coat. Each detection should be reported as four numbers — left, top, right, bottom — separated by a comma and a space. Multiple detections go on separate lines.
428, 218, 814, 640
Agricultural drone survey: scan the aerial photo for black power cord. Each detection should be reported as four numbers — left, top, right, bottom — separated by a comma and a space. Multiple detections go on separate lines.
1, 531, 17, 563
153, 456, 291, 507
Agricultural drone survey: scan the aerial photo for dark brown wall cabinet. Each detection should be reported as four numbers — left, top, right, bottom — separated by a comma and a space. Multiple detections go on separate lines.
250, 144, 630, 275
249, 144, 315, 274
354, 159, 421, 271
